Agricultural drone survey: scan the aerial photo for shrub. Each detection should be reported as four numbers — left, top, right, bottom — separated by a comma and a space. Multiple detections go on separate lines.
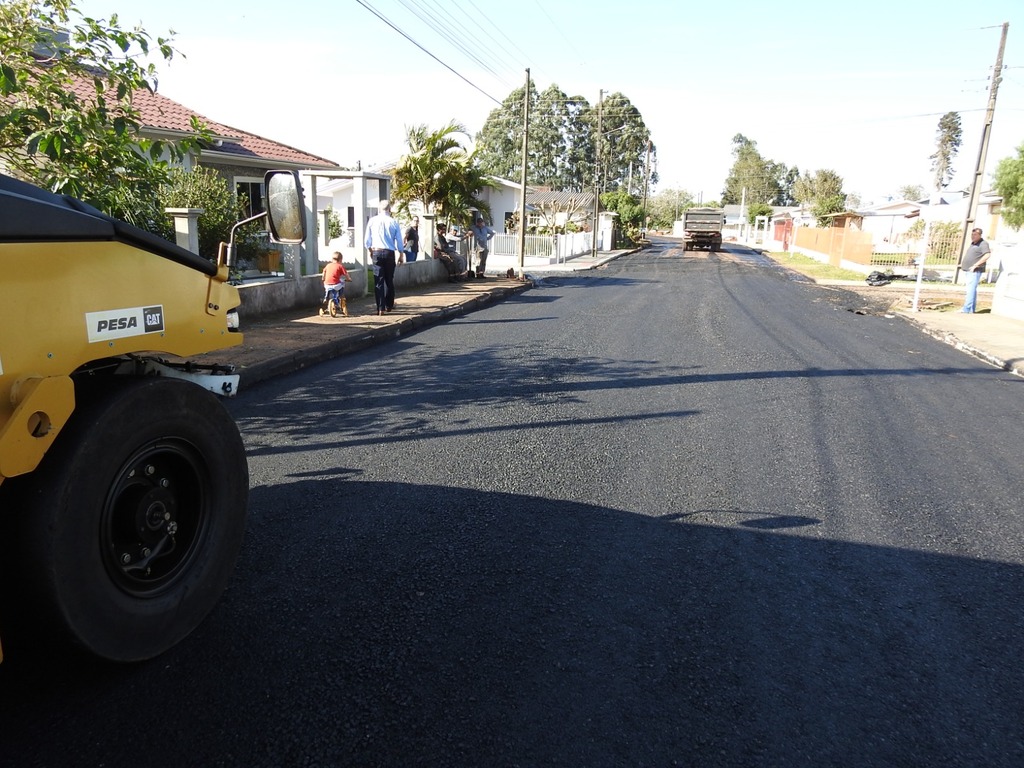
157, 167, 269, 264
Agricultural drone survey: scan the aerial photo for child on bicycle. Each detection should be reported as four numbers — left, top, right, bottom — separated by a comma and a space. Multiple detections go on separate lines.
320, 251, 352, 316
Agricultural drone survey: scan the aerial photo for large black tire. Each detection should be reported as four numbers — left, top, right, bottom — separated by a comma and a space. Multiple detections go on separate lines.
5, 377, 249, 662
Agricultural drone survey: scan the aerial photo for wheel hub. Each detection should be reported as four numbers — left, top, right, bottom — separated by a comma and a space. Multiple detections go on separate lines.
137, 487, 177, 540
102, 443, 206, 594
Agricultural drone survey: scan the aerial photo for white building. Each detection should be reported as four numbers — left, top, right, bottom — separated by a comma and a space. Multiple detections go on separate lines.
313, 172, 523, 264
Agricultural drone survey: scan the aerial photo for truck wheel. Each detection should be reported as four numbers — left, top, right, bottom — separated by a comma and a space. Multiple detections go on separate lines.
9, 377, 249, 662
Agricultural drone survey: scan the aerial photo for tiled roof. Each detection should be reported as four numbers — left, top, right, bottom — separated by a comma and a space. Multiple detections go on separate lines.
65, 76, 340, 169
528, 189, 595, 207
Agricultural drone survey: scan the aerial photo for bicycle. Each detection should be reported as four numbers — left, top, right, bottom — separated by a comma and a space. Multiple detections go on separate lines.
320, 282, 349, 317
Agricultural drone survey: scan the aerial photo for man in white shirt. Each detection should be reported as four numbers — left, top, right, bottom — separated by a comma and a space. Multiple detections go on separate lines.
364, 199, 404, 315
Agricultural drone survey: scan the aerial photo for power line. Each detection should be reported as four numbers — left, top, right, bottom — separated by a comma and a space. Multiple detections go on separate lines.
354, 0, 503, 105
464, 0, 536, 71
528, 0, 585, 64
400, 0, 516, 88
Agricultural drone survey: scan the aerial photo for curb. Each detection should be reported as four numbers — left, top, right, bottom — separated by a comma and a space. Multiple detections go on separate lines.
237, 281, 532, 388
900, 314, 1022, 377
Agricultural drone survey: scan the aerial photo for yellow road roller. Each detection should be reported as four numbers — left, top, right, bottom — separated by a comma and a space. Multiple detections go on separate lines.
0, 170, 305, 663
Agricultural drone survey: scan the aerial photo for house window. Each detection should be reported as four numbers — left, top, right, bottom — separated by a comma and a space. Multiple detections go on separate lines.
235, 178, 265, 219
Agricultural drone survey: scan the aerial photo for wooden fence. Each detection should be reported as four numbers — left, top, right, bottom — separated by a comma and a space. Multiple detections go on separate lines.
795, 225, 963, 272
794, 226, 873, 266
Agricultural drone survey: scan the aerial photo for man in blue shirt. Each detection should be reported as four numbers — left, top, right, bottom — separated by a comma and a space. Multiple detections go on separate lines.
365, 199, 404, 315
469, 216, 496, 278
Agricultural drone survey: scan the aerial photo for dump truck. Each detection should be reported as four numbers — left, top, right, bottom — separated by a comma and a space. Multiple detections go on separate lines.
682, 207, 726, 251
0, 169, 305, 663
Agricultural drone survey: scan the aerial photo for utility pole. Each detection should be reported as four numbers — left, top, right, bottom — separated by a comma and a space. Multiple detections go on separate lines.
592, 89, 603, 258
954, 21, 1008, 284
517, 68, 530, 277
641, 139, 652, 237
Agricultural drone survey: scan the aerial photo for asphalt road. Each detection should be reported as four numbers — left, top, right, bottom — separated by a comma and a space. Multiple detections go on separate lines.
2, 239, 1023, 766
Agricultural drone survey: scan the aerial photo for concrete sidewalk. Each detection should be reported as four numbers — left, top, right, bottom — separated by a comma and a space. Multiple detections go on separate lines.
898, 308, 1024, 376
191, 276, 529, 387
190, 249, 627, 387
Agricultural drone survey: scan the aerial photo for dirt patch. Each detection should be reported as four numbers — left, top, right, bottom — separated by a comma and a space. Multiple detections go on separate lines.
838, 283, 989, 314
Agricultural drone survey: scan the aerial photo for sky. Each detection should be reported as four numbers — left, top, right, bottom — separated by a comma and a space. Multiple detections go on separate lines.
70, 0, 1024, 206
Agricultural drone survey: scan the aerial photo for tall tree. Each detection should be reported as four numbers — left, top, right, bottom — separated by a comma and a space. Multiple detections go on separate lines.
930, 111, 962, 190
527, 84, 593, 191
0, 0, 206, 228
721, 135, 784, 206
595, 91, 655, 196
560, 93, 594, 192
476, 82, 598, 191
474, 86, 530, 182
474, 83, 653, 194
793, 169, 845, 206
792, 169, 847, 226
993, 142, 1024, 229
778, 165, 800, 207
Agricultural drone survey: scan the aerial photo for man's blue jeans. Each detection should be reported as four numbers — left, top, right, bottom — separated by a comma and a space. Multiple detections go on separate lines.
963, 269, 983, 313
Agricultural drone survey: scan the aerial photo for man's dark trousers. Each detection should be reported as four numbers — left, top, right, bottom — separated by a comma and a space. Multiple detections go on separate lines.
373, 251, 397, 311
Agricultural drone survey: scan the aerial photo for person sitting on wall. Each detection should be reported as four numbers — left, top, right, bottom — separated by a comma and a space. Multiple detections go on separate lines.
434, 223, 468, 281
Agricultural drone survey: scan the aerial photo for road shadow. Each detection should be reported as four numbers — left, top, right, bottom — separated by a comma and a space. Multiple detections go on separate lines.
2, 479, 1023, 766
232, 335, 996, 462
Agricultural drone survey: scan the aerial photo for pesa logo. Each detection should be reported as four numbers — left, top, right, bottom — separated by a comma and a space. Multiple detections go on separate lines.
86, 305, 165, 343
96, 316, 138, 333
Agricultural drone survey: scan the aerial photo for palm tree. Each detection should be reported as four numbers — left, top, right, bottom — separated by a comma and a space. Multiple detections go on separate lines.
392, 121, 494, 224
444, 161, 496, 227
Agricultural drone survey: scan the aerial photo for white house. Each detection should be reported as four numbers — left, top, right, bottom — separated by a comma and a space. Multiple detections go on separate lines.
314, 172, 523, 264
855, 199, 923, 249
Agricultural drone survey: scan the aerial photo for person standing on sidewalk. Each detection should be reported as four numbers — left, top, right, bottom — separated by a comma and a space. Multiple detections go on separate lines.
365, 199, 404, 315
469, 215, 495, 278
404, 216, 420, 263
961, 227, 992, 313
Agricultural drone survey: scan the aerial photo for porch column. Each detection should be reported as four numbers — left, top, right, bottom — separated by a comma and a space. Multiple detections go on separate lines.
421, 213, 436, 262
353, 175, 368, 297
165, 208, 203, 255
